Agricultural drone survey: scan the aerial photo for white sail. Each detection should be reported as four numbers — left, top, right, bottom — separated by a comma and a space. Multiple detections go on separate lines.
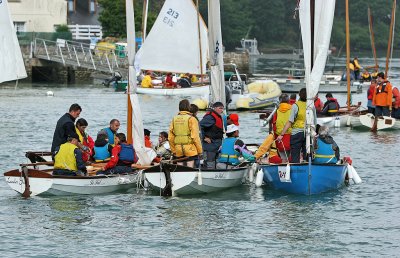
299, 0, 335, 153
126, 0, 153, 165
0, 0, 27, 83
208, 0, 226, 107
134, 0, 208, 74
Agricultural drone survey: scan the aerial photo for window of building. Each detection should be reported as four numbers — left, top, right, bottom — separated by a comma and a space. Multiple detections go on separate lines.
13, 22, 26, 33
68, 0, 74, 13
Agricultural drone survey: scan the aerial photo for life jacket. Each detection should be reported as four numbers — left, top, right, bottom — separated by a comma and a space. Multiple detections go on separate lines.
313, 138, 337, 164
218, 137, 240, 165
275, 104, 292, 135
314, 98, 323, 112
54, 142, 78, 171
374, 81, 392, 107
119, 143, 135, 164
348, 62, 355, 71
104, 127, 116, 145
93, 144, 111, 162
75, 127, 85, 143
326, 98, 339, 114
292, 100, 306, 130
204, 110, 224, 140
173, 112, 193, 145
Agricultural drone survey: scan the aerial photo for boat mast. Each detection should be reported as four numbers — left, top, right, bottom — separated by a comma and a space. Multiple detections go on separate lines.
345, 0, 351, 109
126, 0, 136, 144
142, 0, 149, 42
385, 0, 396, 78
368, 7, 378, 72
196, 0, 204, 79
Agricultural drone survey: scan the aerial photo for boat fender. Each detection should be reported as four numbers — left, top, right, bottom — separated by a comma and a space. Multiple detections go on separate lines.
334, 117, 340, 127
197, 171, 203, 185
350, 165, 362, 184
346, 116, 351, 126
285, 164, 291, 181
249, 163, 257, 182
346, 164, 354, 180
255, 169, 263, 187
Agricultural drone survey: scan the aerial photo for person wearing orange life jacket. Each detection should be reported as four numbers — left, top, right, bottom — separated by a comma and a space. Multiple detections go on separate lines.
144, 129, 153, 148
392, 86, 400, 119
371, 72, 393, 131
314, 93, 323, 113
169, 99, 202, 168
321, 92, 340, 116
272, 94, 292, 162
254, 133, 282, 164
367, 79, 377, 114
276, 88, 316, 163
200, 101, 225, 168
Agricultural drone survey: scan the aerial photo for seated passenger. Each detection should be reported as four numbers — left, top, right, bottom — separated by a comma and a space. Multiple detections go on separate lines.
93, 133, 112, 162
314, 93, 323, 113
97, 133, 138, 175
164, 72, 177, 88
141, 70, 154, 88
177, 73, 192, 88
321, 92, 340, 116
53, 137, 87, 176
75, 118, 94, 162
189, 74, 198, 83
155, 131, 172, 160
144, 128, 153, 148
313, 126, 340, 164
217, 125, 255, 169
254, 133, 283, 164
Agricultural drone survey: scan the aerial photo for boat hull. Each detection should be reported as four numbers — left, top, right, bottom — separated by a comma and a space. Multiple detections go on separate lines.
260, 163, 347, 195
358, 113, 400, 130
4, 169, 138, 196
144, 164, 248, 195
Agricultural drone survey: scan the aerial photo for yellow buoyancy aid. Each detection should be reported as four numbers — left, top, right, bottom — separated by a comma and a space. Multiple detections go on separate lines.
173, 113, 193, 145
276, 107, 292, 135
75, 127, 84, 143
54, 142, 78, 171
292, 100, 306, 129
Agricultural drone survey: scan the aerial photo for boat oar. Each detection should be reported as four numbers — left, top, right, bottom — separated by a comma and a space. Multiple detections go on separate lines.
19, 161, 54, 167
21, 166, 31, 198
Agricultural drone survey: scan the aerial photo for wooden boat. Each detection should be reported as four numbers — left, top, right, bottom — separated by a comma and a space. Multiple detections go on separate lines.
259, 0, 357, 195
355, 113, 400, 130
144, 163, 248, 196
316, 106, 368, 128
260, 163, 347, 195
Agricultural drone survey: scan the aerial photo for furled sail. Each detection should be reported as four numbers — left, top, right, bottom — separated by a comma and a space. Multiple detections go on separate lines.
126, 0, 154, 165
134, 0, 208, 74
299, 0, 335, 153
208, 0, 226, 107
0, 0, 27, 83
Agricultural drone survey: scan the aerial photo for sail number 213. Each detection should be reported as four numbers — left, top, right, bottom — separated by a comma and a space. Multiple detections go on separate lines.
163, 8, 179, 27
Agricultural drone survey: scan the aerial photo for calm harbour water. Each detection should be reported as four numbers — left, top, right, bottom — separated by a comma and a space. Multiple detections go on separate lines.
0, 78, 399, 256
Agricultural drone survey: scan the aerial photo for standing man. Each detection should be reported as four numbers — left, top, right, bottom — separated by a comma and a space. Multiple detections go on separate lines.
98, 119, 120, 146
372, 72, 393, 131
276, 88, 311, 163
200, 102, 225, 168
168, 99, 202, 168
51, 103, 82, 155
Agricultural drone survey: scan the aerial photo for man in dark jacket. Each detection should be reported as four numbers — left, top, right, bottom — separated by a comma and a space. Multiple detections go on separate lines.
51, 104, 82, 155
321, 92, 340, 116
199, 101, 225, 168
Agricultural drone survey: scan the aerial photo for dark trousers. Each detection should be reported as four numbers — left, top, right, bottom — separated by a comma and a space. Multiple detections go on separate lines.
290, 132, 306, 163
203, 151, 218, 169
53, 169, 85, 176
97, 165, 132, 175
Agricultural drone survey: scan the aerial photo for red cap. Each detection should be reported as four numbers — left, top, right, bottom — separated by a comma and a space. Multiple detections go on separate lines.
228, 113, 239, 126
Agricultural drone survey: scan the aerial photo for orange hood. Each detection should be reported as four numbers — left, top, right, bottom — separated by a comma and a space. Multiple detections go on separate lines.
278, 103, 292, 113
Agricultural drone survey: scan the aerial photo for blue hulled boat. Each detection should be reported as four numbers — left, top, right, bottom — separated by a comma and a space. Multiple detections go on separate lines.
260, 163, 348, 195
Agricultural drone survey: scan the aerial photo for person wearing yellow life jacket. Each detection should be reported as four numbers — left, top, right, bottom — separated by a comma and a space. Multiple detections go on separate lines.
75, 118, 94, 162
272, 94, 292, 162
321, 92, 340, 116
217, 125, 255, 169
200, 101, 225, 168
276, 88, 315, 163
352, 57, 362, 80
168, 99, 202, 168
141, 70, 154, 88
53, 137, 87, 176
313, 126, 340, 164
254, 133, 282, 164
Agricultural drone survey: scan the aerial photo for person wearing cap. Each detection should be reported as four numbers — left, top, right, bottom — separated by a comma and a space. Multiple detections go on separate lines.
217, 124, 254, 169
51, 103, 82, 155
227, 113, 239, 126
53, 137, 87, 176
144, 129, 152, 148
271, 93, 292, 162
313, 126, 340, 164
371, 72, 393, 131
98, 119, 120, 146
200, 101, 225, 168
169, 99, 202, 168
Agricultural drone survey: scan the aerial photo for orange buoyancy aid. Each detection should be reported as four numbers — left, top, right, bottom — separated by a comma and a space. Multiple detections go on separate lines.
172, 112, 193, 145
393, 87, 400, 108
292, 100, 306, 130
275, 103, 292, 135
373, 81, 393, 107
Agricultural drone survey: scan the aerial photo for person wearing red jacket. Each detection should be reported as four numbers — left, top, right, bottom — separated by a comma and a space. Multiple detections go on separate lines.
314, 93, 323, 113
75, 118, 94, 162
367, 79, 377, 114
392, 86, 400, 119
97, 133, 138, 175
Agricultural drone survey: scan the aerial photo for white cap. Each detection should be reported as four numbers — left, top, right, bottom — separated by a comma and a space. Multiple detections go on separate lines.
226, 124, 239, 134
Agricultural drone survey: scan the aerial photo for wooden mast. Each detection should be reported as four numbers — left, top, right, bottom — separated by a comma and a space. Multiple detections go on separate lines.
127, 0, 134, 144
196, 0, 204, 82
345, 0, 351, 109
385, 0, 396, 78
368, 7, 378, 71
